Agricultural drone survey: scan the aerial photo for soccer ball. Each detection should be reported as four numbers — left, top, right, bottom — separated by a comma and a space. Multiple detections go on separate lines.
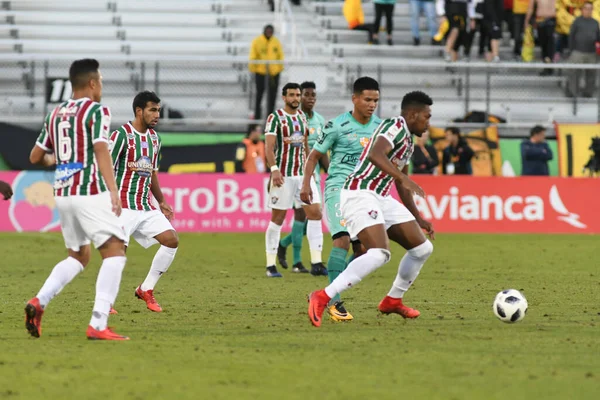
493, 289, 528, 323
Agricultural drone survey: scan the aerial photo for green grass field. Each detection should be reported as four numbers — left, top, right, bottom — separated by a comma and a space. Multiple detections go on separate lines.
0, 232, 598, 400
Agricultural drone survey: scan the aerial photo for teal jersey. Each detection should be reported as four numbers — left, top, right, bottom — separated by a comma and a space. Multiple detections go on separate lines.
313, 111, 382, 192
306, 111, 326, 151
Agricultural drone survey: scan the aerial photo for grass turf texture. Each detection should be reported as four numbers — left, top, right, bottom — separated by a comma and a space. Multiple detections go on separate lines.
0, 233, 598, 399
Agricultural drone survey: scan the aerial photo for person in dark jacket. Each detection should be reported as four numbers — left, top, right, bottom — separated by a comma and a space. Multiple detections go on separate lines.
412, 130, 440, 174
442, 127, 474, 174
521, 125, 553, 176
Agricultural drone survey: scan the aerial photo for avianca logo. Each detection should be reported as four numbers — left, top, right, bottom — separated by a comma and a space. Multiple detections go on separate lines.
549, 185, 587, 229
415, 185, 586, 229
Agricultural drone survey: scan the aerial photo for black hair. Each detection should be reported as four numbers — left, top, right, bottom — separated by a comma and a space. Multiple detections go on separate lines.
69, 58, 100, 89
132, 90, 161, 115
445, 127, 461, 137
264, 24, 274, 34
401, 90, 433, 111
353, 77, 379, 95
300, 81, 316, 91
282, 82, 301, 96
246, 124, 261, 137
530, 125, 546, 137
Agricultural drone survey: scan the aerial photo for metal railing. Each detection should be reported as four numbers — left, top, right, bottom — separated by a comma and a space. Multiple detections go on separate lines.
0, 55, 598, 133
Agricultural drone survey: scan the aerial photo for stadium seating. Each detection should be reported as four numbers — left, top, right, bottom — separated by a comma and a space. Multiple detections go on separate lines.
0, 0, 597, 128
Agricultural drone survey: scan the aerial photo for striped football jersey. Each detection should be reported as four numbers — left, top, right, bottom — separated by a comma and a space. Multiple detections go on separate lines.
264, 108, 309, 176
35, 97, 112, 196
109, 122, 161, 211
344, 117, 414, 196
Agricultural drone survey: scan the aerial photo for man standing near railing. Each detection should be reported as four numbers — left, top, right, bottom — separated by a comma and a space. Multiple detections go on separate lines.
249, 24, 285, 122
565, 1, 600, 98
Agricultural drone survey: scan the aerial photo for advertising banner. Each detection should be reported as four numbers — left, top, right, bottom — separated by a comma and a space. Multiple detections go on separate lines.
554, 122, 600, 177
1, 172, 598, 234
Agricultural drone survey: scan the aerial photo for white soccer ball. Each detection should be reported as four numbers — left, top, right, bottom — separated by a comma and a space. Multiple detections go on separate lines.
493, 289, 528, 323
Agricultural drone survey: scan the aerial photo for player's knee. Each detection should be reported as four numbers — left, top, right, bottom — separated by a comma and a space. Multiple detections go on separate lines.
332, 235, 350, 251
163, 231, 179, 249
368, 248, 391, 264
408, 239, 433, 260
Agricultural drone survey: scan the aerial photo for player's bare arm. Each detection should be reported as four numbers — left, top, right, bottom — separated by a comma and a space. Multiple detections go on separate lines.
319, 152, 330, 172
0, 180, 13, 200
396, 165, 435, 240
300, 148, 324, 204
265, 134, 284, 187
94, 141, 122, 217
368, 137, 425, 198
29, 145, 56, 167
150, 170, 173, 221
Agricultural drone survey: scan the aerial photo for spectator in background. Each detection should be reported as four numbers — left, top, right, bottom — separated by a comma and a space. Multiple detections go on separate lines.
442, 127, 474, 175
249, 24, 284, 121
0, 180, 13, 200
512, 0, 529, 59
481, 0, 503, 62
373, 0, 398, 45
411, 130, 440, 174
525, 0, 556, 75
503, 0, 514, 43
565, 2, 600, 98
521, 125, 553, 175
438, 0, 471, 62
235, 124, 266, 173
410, 0, 438, 46
343, 0, 375, 43
556, 0, 600, 61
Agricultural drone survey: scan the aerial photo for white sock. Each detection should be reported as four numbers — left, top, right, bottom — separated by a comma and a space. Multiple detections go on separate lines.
90, 256, 126, 331
265, 221, 282, 267
324, 248, 391, 299
388, 240, 433, 298
140, 246, 177, 291
307, 219, 323, 264
36, 257, 84, 308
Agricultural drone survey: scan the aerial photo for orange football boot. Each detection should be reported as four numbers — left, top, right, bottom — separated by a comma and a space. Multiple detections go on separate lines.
109, 307, 118, 315
86, 325, 129, 341
24, 297, 44, 338
308, 289, 330, 327
135, 286, 162, 312
378, 296, 420, 318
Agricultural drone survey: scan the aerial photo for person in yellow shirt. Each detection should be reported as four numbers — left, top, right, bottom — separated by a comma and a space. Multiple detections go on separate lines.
343, 0, 375, 43
249, 25, 284, 121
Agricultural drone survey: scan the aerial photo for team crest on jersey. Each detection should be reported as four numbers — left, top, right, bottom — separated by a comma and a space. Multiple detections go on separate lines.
150, 133, 158, 140
368, 210, 378, 219
128, 156, 153, 177
271, 196, 279, 204
360, 137, 370, 147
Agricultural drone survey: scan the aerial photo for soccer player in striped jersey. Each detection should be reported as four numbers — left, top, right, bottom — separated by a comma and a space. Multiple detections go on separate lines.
264, 82, 325, 278
108, 91, 177, 314
277, 81, 328, 273
301, 77, 383, 322
308, 91, 436, 327
25, 58, 129, 340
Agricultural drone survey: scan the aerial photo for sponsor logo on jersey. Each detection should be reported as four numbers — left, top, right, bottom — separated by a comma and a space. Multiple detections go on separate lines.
341, 153, 360, 165
284, 132, 305, 147
55, 163, 83, 181
126, 133, 135, 140
58, 105, 79, 117
128, 156, 153, 177
368, 210, 378, 219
